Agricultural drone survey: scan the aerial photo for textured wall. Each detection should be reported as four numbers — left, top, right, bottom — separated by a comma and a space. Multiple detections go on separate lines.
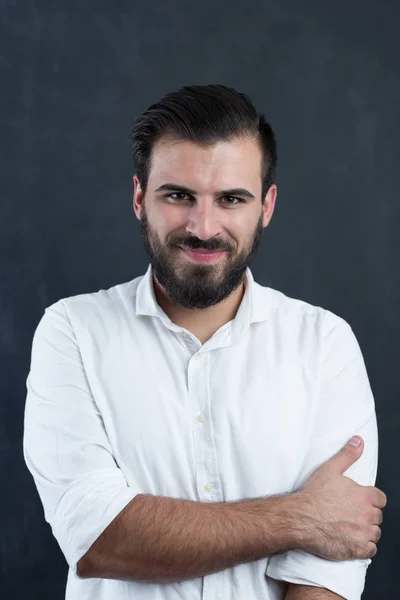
2, 0, 399, 596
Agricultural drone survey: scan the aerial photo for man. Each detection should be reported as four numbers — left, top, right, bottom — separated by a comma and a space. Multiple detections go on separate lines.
23, 84, 386, 600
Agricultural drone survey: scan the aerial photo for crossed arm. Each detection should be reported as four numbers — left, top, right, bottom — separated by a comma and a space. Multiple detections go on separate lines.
25, 303, 372, 598
285, 585, 343, 599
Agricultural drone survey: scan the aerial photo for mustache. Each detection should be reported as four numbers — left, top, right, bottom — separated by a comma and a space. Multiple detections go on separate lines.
173, 240, 230, 252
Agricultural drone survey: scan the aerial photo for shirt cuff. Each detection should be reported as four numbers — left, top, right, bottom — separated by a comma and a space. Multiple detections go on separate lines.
266, 550, 371, 600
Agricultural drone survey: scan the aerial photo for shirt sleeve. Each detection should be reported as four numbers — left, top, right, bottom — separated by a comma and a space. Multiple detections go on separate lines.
23, 299, 138, 578
265, 312, 379, 600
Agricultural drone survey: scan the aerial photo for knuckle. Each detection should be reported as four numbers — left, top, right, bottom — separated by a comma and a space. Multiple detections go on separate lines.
376, 488, 387, 507
366, 508, 375, 522
375, 526, 382, 542
341, 447, 354, 460
370, 544, 378, 558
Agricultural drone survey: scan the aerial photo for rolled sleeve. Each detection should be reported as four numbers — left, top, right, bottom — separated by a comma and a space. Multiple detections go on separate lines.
266, 315, 379, 600
23, 300, 138, 577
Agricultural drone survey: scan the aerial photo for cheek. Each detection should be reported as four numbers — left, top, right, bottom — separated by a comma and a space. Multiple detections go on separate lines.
236, 219, 258, 242
154, 209, 185, 244
165, 213, 184, 231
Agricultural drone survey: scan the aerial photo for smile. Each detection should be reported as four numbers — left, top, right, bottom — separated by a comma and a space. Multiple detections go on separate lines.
178, 246, 226, 263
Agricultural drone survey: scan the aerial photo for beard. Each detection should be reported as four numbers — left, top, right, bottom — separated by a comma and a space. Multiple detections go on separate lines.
139, 201, 264, 310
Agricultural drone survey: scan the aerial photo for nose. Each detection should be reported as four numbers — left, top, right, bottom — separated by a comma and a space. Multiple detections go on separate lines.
185, 201, 223, 243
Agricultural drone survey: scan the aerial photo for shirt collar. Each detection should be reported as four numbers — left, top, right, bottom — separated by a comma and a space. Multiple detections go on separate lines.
135, 263, 270, 341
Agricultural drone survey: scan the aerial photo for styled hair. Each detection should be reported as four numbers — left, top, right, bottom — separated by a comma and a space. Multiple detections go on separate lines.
127, 84, 277, 202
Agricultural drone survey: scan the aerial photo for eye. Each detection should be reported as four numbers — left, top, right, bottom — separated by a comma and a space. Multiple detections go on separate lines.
222, 196, 242, 206
169, 193, 188, 201
168, 193, 242, 206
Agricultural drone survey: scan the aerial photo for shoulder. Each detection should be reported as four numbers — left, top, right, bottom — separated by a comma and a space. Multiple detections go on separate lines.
37, 274, 144, 337
254, 281, 350, 344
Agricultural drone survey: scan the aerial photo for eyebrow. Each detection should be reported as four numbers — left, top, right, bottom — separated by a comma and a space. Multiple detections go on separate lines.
154, 183, 256, 200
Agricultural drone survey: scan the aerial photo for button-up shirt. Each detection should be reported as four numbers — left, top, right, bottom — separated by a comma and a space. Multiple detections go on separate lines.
23, 264, 378, 600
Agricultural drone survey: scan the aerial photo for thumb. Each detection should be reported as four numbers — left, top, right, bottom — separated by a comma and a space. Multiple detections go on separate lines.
324, 435, 364, 475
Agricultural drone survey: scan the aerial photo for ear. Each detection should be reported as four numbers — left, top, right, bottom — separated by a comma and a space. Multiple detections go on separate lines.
262, 184, 277, 227
133, 175, 144, 220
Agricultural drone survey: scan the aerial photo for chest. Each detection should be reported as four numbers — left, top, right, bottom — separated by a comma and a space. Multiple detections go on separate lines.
86, 329, 318, 500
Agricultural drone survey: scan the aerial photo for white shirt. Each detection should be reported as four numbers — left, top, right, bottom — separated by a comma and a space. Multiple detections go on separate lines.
23, 264, 378, 600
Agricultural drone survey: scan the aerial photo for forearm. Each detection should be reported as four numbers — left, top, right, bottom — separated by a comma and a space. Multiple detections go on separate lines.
285, 584, 344, 599
78, 492, 302, 583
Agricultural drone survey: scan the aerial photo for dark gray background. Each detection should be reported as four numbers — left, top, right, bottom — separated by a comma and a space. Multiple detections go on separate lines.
1, 0, 399, 597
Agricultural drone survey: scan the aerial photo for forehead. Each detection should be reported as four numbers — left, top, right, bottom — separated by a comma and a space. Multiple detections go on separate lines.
147, 136, 263, 193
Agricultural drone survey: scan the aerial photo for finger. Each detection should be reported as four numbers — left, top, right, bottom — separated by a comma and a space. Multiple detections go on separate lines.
366, 542, 377, 558
373, 509, 383, 526
374, 490, 387, 509
371, 525, 381, 544
324, 436, 365, 476
367, 487, 387, 508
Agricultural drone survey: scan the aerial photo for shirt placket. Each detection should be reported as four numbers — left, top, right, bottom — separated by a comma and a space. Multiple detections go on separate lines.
188, 346, 225, 600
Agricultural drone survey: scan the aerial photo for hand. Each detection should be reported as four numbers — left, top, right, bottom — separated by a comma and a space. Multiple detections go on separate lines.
295, 436, 387, 561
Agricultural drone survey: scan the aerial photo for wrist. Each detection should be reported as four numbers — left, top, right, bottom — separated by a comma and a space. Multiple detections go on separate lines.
271, 492, 310, 552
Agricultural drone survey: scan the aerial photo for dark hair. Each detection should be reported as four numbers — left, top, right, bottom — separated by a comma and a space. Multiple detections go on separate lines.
127, 84, 277, 203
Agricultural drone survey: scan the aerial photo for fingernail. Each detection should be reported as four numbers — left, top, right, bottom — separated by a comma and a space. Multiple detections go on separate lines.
348, 436, 361, 447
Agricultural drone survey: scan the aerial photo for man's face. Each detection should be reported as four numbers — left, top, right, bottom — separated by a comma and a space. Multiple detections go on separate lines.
133, 136, 276, 310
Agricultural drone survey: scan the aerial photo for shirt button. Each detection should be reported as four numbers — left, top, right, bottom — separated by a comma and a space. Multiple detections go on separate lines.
204, 483, 212, 493
197, 414, 206, 423
195, 354, 202, 361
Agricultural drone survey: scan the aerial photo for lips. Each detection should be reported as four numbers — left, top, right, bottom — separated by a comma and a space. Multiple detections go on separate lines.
178, 246, 226, 263
187, 249, 218, 254
179, 246, 223, 253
